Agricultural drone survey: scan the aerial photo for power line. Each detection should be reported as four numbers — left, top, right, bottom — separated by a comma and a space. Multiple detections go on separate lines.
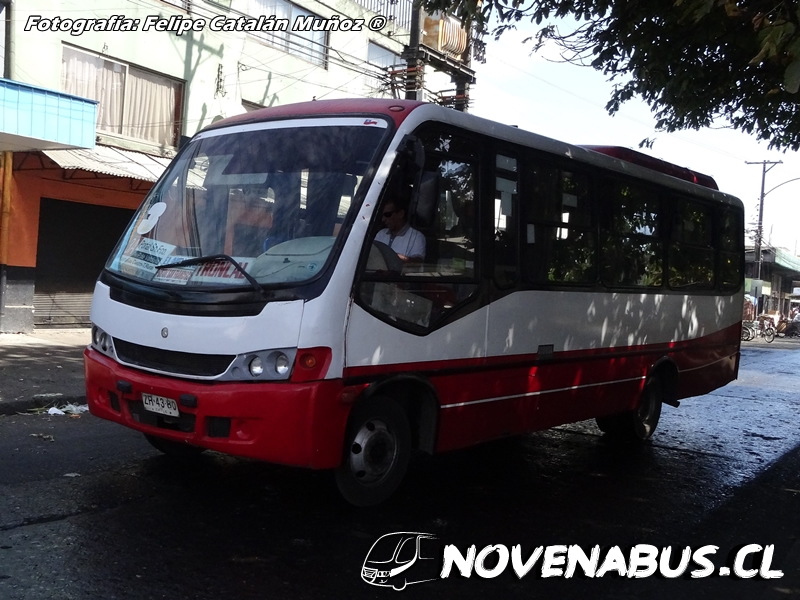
476, 48, 751, 163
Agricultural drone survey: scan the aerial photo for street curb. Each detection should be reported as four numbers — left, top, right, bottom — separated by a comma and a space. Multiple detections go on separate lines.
0, 328, 91, 417
0, 393, 87, 416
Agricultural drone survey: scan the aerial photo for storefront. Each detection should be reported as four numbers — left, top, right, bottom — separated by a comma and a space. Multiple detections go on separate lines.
4, 146, 167, 330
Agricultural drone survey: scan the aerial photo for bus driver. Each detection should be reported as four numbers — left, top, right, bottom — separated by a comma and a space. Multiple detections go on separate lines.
374, 200, 426, 264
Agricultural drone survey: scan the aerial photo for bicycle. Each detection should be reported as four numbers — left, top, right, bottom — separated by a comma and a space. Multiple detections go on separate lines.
741, 319, 775, 343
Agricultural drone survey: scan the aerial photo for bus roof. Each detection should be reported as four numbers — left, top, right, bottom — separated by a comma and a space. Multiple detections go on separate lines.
202, 99, 727, 198
579, 145, 719, 190
204, 98, 427, 132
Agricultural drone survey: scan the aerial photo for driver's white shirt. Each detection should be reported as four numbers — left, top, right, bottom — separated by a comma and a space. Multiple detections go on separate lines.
374, 224, 426, 259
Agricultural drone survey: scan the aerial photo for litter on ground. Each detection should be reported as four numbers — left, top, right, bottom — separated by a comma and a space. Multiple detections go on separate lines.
47, 404, 89, 416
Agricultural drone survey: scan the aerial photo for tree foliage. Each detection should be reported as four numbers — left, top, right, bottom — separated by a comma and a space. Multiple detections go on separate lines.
418, 0, 800, 150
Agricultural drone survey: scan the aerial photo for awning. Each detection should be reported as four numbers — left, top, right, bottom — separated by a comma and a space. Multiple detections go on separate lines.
0, 78, 97, 151
43, 145, 172, 183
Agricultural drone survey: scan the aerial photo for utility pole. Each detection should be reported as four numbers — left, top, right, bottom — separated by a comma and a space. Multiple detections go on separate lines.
402, 8, 475, 109
403, 7, 424, 101
746, 159, 782, 314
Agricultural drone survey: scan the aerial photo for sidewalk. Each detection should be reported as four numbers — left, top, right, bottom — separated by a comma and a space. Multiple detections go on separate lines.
0, 328, 91, 416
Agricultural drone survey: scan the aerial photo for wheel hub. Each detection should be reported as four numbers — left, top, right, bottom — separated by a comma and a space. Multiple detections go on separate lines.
348, 418, 397, 484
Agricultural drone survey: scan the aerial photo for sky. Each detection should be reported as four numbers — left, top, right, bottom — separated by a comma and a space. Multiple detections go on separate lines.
467, 25, 800, 255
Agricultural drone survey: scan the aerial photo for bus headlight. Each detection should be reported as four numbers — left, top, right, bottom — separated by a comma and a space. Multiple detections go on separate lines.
90, 324, 115, 358
225, 348, 297, 381
274, 353, 290, 376
248, 356, 265, 377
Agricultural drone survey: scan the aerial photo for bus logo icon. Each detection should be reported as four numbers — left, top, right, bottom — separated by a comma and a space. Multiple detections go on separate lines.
362, 532, 440, 591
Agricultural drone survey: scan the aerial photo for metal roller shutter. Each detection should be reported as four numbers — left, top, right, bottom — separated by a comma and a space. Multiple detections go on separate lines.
34, 198, 134, 328
33, 292, 94, 327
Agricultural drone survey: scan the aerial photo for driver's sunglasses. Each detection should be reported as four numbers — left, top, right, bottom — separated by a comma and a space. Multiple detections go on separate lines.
382, 209, 399, 218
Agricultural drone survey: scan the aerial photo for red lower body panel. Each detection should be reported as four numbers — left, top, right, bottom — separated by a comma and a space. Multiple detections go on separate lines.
344, 322, 741, 454
87, 323, 740, 466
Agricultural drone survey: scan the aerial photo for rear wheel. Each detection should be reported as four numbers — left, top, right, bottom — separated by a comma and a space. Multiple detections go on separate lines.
764, 327, 776, 343
145, 434, 205, 459
335, 397, 411, 507
596, 376, 663, 441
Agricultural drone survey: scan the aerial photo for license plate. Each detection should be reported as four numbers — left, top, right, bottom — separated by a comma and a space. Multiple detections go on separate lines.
141, 393, 180, 417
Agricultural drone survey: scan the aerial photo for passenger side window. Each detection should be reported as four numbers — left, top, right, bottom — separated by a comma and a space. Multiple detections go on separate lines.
718, 208, 743, 292
494, 154, 519, 288
669, 198, 714, 289
356, 130, 479, 331
525, 164, 595, 284
601, 182, 663, 287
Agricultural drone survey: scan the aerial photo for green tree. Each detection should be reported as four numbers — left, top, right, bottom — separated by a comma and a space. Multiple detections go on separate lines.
419, 0, 800, 150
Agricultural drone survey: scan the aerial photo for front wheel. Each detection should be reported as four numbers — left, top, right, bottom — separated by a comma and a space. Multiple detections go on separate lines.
596, 376, 663, 442
335, 397, 411, 507
764, 327, 776, 343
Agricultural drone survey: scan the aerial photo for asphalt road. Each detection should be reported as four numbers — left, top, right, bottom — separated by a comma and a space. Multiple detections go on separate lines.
0, 343, 798, 600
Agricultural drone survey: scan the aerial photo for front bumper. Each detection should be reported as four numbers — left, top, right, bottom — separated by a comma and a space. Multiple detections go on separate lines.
84, 347, 351, 469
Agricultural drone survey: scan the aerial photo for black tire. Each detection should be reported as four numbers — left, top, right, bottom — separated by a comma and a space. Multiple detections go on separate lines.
335, 397, 411, 507
764, 327, 776, 343
144, 434, 205, 459
596, 376, 663, 442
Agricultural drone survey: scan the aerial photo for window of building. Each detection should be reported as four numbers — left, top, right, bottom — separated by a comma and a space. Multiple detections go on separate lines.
160, 0, 189, 8
238, 0, 328, 67
61, 46, 183, 147
367, 42, 400, 70
366, 42, 400, 91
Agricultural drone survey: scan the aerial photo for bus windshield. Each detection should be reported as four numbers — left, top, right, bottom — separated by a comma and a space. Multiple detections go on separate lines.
106, 117, 389, 289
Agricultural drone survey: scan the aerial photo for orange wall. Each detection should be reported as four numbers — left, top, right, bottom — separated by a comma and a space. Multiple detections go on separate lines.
9, 170, 150, 268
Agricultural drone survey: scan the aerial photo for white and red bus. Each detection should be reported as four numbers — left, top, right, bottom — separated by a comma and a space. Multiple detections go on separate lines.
85, 99, 744, 506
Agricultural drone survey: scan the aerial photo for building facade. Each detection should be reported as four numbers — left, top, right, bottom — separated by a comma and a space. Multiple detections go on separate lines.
0, 0, 469, 331
745, 246, 800, 319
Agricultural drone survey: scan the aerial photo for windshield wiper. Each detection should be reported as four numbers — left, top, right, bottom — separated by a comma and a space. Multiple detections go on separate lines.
155, 254, 267, 298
